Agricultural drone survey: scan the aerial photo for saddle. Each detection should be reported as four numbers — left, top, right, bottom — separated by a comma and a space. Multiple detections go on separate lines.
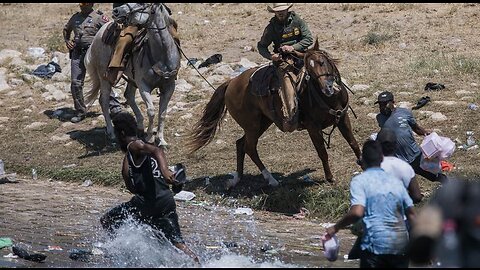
249, 64, 280, 96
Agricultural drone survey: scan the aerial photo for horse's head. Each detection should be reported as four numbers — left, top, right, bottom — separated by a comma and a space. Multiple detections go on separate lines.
113, 3, 150, 25
304, 39, 341, 97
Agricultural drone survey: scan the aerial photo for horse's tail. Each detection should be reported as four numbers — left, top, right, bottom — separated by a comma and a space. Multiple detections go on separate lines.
83, 46, 101, 109
187, 80, 230, 154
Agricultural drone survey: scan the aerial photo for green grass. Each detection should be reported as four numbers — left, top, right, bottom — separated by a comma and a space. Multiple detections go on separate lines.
43, 30, 68, 53
408, 52, 480, 77
8, 163, 122, 187
362, 31, 394, 46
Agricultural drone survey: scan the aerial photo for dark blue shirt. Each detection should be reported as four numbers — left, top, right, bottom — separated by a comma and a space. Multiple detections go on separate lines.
376, 108, 421, 163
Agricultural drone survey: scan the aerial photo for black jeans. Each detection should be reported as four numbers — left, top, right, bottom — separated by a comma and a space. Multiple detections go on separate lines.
100, 198, 184, 245
360, 249, 409, 268
409, 153, 448, 183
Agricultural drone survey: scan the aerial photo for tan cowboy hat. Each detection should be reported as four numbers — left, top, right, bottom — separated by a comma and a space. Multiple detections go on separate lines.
267, 3, 293, 13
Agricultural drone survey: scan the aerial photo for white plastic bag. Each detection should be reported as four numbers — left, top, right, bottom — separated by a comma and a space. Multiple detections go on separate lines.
322, 234, 340, 262
420, 132, 455, 159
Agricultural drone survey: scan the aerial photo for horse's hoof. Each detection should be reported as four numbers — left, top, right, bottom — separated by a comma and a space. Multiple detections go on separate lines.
157, 139, 168, 147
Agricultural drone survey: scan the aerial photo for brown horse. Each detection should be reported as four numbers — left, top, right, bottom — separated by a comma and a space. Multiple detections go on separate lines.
188, 39, 361, 189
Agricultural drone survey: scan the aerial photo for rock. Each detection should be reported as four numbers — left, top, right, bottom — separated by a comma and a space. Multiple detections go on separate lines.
33, 81, 44, 91
176, 78, 193, 92
455, 90, 473, 95
205, 75, 227, 86
6, 90, 19, 96
430, 112, 447, 121
174, 191, 196, 201
0, 117, 9, 123
213, 64, 235, 76
397, 101, 412, 108
27, 47, 45, 58
9, 78, 24, 87
367, 113, 377, 119
238, 58, 258, 69
25, 122, 47, 130
234, 207, 253, 215
0, 68, 10, 92
20, 89, 33, 98
398, 42, 407, 49
52, 90, 67, 101
51, 134, 70, 142
433, 100, 459, 106
351, 84, 369, 92
180, 113, 192, 120
0, 49, 22, 65
471, 83, 478, 87
21, 73, 41, 83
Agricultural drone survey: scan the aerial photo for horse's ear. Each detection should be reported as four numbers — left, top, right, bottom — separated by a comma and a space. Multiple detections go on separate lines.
313, 36, 319, 50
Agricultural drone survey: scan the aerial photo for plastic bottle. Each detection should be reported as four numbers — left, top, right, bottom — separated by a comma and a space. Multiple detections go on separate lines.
466, 131, 476, 146
32, 168, 37, 181
435, 219, 461, 267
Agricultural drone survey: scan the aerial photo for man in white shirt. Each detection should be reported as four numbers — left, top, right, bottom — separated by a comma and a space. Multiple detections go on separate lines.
377, 128, 423, 203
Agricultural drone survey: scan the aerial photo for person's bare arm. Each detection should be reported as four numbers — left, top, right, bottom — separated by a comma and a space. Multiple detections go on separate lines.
121, 155, 136, 193
326, 205, 364, 236
407, 177, 424, 204
406, 206, 416, 225
174, 243, 200, 264
412, 123, 430, 136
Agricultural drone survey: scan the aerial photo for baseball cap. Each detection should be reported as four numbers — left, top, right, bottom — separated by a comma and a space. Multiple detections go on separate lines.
374, 91, 394, 104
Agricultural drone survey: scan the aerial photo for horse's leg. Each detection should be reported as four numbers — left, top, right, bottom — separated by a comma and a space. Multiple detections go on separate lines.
100, 81, 115, 141
137, 83, 155, 144
226, 117, 275, 189
306, 126, 334, 182
156, 79, 175, 147
124, 83, 146, 137
337, 114, 362, 160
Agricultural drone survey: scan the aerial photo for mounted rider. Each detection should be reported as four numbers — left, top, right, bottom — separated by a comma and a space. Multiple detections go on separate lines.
257, 3, 313, 130
104, 3, 177, 86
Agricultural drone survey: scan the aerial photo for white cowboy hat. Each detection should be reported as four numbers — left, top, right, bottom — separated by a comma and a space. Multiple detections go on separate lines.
267, 3, 293, 13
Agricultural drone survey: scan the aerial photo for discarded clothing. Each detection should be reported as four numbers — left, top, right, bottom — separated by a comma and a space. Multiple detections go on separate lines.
12, 245, 47, 262
32, 61, 62, 79
0, 238, 13, 249
198, 54, 222, 68
424, 82, 445, 91
441, 160, 454, 172
412, 96, 430, 110
69, 248, 93, 262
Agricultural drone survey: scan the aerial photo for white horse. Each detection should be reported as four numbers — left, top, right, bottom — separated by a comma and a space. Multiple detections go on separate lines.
84, 3, 180, 146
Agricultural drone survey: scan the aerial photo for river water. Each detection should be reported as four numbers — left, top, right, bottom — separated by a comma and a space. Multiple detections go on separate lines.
0, 175, 358, 268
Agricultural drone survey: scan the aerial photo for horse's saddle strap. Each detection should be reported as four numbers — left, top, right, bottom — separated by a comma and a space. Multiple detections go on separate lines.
132, 27, 148, 53
102, 22, 121, 46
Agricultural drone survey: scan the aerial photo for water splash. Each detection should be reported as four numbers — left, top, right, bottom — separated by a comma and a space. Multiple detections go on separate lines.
87, 205, 303, 268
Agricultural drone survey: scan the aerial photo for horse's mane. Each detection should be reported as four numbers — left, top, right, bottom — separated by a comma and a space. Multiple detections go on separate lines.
305, 48, 341, 81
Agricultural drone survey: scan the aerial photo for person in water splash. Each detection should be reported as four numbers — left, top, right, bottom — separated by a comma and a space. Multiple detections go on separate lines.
100, 111, 199, 264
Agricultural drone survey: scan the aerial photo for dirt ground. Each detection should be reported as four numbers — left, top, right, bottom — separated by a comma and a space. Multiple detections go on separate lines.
0, 4, 480, 263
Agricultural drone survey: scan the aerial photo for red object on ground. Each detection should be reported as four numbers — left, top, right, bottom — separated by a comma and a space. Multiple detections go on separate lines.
441, 160, 454, 172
